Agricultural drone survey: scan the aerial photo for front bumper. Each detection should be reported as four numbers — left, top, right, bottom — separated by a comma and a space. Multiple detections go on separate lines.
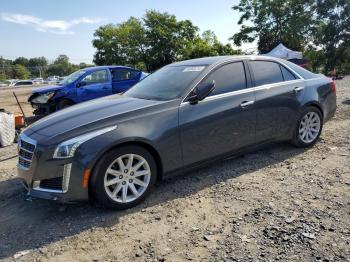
17, 134, 90, 203
31, 102, 56, 116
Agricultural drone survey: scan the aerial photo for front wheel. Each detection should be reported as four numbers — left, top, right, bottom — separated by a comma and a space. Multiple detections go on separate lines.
91, 146, 157, 210
292, 107, 323, 147
57, 99, 74, 110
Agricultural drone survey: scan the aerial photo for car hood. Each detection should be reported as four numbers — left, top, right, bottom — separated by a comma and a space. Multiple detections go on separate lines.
24, 95, 168, 141
33, 85, 63, 94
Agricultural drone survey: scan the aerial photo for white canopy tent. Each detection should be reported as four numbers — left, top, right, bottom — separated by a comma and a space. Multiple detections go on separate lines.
265, 43, 303, 60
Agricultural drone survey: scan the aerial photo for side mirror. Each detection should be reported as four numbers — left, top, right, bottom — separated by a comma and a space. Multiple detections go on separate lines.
76, 81, 86, 88
187, 80, 215, 104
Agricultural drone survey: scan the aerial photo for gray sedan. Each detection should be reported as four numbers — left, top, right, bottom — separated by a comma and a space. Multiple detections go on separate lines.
17, 56, 336, 209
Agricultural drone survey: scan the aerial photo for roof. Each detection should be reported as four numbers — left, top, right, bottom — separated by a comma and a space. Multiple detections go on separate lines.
170, 55, 288, 66
82, 65, 137, 72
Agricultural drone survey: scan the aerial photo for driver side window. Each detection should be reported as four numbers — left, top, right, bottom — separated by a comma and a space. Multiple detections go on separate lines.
205, 62, 247, 96
81, 70, 107, 85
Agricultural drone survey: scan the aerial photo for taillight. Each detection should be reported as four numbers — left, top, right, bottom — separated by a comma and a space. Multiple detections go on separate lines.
330, 81, 336, 96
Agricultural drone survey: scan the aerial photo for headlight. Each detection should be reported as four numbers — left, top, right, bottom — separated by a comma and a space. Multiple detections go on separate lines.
53, 126, 117, 159
31, 91, 56, 104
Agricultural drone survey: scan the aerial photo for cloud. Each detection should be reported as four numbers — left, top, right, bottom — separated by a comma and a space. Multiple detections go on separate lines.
1, 13, 103, 35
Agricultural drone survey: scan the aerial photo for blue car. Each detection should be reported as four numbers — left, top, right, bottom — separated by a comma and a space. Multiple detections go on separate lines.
28, 66, 148, 116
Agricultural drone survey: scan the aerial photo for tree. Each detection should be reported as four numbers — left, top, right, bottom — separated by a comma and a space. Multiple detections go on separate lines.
142, 10, 198, 71
0, 73, 6, 81
47, 55, 79, 76
27, 56, 48, 77
232, 0, 314, 53
13, 57, 29, 67
313, 0, 350, 72
93, 11, 239, 71
13, 64, 30, 79
93, 17, 147, 69
183, 31, 241, 59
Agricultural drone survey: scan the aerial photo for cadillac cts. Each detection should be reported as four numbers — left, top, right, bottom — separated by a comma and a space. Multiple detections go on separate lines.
17, 56, 336, 209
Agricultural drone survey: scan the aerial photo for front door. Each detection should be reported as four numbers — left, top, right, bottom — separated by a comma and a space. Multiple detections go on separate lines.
77, 69, 112, 102
179, 61, 256, 167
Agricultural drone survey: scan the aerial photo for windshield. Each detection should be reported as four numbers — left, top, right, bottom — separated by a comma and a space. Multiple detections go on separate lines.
124, 65, 206, 100
58, 70, 86, 86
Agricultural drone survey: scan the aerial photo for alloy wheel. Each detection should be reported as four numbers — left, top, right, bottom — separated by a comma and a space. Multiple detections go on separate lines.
298, 112, 321, 144
104, 154, 151, 203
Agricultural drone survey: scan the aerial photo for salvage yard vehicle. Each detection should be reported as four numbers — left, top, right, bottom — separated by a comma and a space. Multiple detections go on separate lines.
17, 56, 336, 210
28, 66, 148, 116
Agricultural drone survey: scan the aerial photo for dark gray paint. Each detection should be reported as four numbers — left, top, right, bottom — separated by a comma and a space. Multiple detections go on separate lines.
17, 56, 337, 203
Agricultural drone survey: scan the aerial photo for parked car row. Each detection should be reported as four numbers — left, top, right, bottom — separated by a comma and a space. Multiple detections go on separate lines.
0, 76, 67, 88
17, 55, 336, 210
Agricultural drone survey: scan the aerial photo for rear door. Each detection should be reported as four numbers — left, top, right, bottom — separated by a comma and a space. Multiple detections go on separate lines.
248, 60, 306, 142
77, 69, 112, 102
179, 61, 256, 167
111, 68, 141, 94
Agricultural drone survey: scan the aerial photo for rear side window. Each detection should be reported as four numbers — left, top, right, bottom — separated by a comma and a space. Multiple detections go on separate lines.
283, 60, 317, 79
250, 61, 283, 86
111, 69, 140, 81
205, 62, 246, 96
280, 65, 297, 81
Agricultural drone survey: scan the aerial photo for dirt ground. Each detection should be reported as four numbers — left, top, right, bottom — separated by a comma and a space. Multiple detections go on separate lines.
0, 79, 349, 262
0, 85, 44, 117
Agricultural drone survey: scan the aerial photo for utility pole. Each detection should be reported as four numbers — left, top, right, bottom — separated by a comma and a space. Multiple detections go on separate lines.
0, 55, 5, 76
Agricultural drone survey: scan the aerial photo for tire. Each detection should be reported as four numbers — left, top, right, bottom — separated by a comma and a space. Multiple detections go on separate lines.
291, 106, 323, 148
57, 99, 74, 110
91, 145, 157, 210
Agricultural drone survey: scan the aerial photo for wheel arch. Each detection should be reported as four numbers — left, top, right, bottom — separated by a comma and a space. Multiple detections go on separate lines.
88, 140, 164, 196
54, 97, 76, 106
301, 101, 324, 120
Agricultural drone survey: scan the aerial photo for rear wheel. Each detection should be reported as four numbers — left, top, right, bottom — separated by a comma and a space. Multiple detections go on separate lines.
91, 146, 157, 210
292, 107, 323, 147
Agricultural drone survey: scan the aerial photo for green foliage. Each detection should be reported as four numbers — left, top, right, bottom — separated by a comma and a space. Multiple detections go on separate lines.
313, 0, 350, 72
0, 73, 6, 81
183, 31, 242, 59
142, 10, 198, 71
93, 17, 147, 69
13, 57, 29, 66
13, 64, 30, 79
232, 0, 314, 53
93, 11, 240, 71
47, 55, 79, 76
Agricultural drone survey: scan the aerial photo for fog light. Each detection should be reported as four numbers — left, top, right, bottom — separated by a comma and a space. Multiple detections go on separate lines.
62, 163, 72, 193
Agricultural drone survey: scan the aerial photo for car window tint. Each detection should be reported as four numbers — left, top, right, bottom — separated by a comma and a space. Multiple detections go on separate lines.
280, 65, 296, 81
205, 62, 246, 96
112, 69, 139, 81
250, 61, 283, 86
283, 60, 317, 79
82, 70, 107, 84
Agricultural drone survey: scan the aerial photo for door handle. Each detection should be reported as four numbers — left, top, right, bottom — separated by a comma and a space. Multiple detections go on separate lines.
240, 101, 255, 108
294, 87, 304, 92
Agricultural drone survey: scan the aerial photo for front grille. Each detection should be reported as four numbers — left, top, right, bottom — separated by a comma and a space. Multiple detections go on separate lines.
18, 134, 36, 170
21, 140, 35, 152
40, 177, 63, 190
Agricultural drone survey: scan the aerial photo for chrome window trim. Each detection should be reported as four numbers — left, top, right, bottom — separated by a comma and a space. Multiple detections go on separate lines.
180, 78, 304, 106
181, 58, 305, 105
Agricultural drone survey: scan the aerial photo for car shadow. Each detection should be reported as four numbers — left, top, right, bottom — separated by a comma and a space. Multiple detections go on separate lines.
0, 142, 307, 259
342, 99, 350, 105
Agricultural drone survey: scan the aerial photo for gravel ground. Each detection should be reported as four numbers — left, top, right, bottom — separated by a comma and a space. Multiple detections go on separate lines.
0, 78, 349, 261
